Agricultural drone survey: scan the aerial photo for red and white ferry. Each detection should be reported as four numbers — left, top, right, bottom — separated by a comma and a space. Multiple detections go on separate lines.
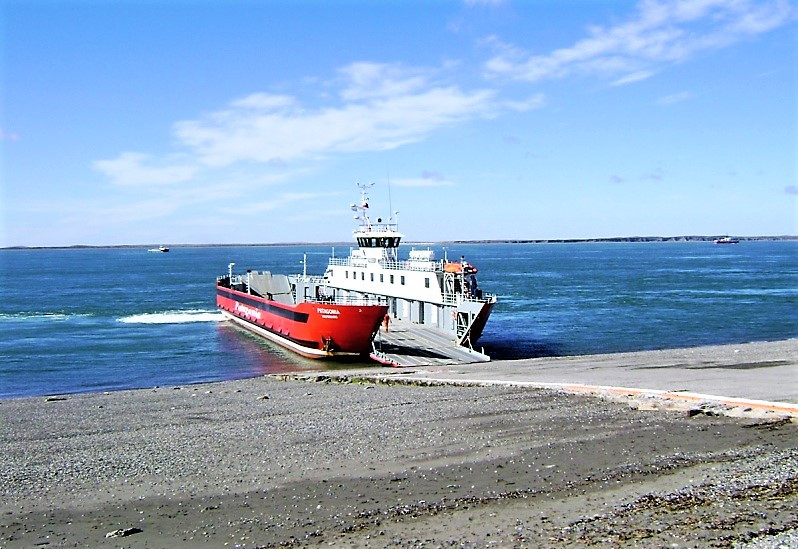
218, 182, 496, 362
217, 263, 388, 359
324, 183, 496, 359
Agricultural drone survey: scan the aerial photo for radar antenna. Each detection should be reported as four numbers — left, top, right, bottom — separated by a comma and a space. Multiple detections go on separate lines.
352, 181, 375, 227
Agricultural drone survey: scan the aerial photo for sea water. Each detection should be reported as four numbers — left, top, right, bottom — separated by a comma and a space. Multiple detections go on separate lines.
1, 242, 795, 398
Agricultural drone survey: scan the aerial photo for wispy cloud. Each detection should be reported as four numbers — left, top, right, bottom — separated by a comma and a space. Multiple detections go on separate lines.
173, 63, 497, 168
93, 152, 199, 186
392, 171, 455, 187
484, 0, 796, 85
0, 129, 20, 141
221, 192, 339, 215
657, 91, 694, 105
465, 0, 506, 6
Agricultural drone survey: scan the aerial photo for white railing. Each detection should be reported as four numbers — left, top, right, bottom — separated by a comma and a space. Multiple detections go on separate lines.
354, 222, 399, 234
307, 296, 389, 306
328, 257, 440, 273
440, 292, 497, 306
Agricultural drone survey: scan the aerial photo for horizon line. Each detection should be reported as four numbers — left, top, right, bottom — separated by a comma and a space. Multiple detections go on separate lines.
3, 235, 797, 251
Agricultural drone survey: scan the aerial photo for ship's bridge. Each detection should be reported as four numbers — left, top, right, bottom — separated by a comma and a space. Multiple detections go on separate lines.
354, 224, 403, 249
352, 221, 404, 262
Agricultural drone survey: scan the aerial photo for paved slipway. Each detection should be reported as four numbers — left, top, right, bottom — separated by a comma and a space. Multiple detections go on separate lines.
291, 337, 798, 419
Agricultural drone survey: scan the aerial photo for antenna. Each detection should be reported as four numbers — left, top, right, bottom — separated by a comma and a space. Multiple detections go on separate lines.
387, 167, 393, 222
354, 181, 374, 227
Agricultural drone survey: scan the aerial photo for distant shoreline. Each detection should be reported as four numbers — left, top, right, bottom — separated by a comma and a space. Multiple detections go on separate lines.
2, 235, 796, 251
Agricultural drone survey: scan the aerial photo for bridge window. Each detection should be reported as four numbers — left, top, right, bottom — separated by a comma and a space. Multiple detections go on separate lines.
424, 277, 430, 288
401, 276, 405, 285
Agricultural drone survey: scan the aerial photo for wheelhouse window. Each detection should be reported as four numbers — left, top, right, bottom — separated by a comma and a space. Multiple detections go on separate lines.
424, 277, 430, 288
357, 236, 401, 248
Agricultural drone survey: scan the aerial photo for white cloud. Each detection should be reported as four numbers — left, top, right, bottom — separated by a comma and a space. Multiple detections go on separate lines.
338, 62, 430, 101
0, 128, 20, 141
611, 70, 657, 86
465, 0, 505, 6
93, 152, 199, 186
220, 192, 338, 215
503, 93, 546, 111
392, 171, 455, 187
484, 0, 796, 84
173, 68, 498, 167
657, 90, 694, 104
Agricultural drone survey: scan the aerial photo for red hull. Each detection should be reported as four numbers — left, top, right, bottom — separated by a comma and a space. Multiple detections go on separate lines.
216, 285, 387, 358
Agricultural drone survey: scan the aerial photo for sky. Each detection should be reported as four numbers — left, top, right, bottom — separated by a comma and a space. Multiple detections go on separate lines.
1, 0, 796, 247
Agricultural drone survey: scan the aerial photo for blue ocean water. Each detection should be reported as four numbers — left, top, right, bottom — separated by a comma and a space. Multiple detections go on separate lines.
1, 242, 796, 398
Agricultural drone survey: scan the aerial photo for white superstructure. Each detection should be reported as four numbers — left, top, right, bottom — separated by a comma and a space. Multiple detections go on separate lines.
322, 183, 496, 350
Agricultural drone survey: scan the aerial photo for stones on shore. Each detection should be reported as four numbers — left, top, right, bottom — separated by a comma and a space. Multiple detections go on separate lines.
105, 527, 142, 538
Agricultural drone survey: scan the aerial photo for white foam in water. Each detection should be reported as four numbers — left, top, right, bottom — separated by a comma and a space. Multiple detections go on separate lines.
0, 312, 82, 322
117, 310, 225, 324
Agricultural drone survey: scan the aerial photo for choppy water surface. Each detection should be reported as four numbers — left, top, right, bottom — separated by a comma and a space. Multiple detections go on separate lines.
1, 242, 795, 397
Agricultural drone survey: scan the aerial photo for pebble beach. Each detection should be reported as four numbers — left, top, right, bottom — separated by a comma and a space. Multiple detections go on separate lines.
2, 341, 797, 548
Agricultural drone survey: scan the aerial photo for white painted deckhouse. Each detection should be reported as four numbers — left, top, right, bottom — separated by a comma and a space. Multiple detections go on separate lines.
321, 183, 497, 353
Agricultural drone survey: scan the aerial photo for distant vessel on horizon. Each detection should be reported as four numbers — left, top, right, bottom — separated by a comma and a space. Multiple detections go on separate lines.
148, 245, 170, 253
713, 236, 739, 244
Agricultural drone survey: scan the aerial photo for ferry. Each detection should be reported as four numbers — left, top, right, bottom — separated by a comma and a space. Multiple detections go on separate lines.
713, 236, 740, 244
217, 263, 388, 359
323, 183, 497, 360
217, 182, 496, 363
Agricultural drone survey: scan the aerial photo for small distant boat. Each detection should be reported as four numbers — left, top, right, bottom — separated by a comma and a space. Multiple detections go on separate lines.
148, 245, 170, 253
713, 237, 739, 245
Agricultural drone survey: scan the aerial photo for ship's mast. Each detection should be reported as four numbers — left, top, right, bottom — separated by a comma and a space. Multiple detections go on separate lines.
351, 181, 374, 229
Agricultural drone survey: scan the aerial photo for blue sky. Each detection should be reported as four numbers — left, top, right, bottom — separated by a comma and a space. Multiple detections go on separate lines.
2, 0, 796, 247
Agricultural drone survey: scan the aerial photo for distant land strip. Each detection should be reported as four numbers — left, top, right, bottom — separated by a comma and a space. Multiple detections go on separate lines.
2, 235, 797, 250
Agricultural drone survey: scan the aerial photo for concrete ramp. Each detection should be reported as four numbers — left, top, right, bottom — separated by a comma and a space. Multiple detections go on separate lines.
371, 318, 490, 367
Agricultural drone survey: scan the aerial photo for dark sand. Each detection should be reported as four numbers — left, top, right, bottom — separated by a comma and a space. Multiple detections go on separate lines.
1, 343, 796, 548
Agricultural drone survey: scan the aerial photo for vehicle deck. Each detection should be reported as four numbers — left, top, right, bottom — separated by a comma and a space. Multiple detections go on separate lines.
370, 318, 490, 367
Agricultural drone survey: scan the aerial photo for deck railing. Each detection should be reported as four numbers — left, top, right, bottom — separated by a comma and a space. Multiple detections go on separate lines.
328, 257, 440, 273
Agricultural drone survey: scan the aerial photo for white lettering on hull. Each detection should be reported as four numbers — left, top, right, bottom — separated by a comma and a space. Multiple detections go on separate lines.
317, 307, 340, 319
234, 301, 262, 320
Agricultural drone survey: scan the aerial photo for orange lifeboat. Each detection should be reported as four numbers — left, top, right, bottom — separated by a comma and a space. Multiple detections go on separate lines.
444, 262, 478, 274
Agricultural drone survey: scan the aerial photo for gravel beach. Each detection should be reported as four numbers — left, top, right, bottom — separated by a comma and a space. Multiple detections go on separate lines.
1, 341, 797, 548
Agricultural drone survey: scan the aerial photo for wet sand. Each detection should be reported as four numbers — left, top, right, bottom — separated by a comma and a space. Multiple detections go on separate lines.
1, 341, 796, 548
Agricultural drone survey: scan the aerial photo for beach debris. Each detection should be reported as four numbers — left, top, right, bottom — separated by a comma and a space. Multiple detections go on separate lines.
105, 527, 142, 538
44, 396, 67, 402
258, 394, 270, 400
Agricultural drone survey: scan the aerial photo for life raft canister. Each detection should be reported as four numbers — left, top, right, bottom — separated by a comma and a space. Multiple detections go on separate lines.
444, 262, 478, 274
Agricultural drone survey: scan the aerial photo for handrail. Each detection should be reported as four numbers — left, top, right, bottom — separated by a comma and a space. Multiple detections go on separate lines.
353, 223, 400, 234
328, 257, 440, 272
